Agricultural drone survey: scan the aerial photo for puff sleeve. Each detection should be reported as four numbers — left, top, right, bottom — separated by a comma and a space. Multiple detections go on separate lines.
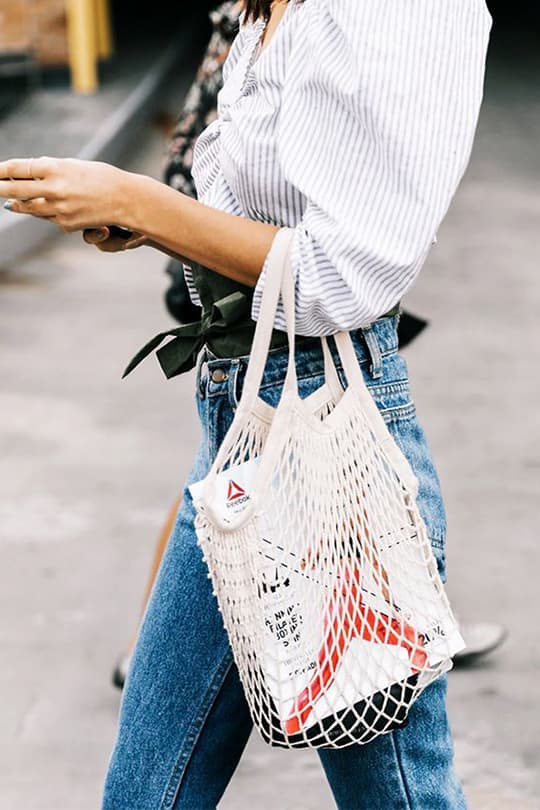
252, 0, 492, 334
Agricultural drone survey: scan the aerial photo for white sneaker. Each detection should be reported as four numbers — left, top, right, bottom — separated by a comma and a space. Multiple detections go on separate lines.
453, 622, 507, 666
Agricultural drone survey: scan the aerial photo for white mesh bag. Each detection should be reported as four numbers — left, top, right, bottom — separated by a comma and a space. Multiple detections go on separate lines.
190, 228, 464, 749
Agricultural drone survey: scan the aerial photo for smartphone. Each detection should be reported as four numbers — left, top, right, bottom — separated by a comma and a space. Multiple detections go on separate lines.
107, 225, 134, 240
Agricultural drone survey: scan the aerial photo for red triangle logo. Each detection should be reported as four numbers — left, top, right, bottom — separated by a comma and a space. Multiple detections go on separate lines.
227, 480, 246, 502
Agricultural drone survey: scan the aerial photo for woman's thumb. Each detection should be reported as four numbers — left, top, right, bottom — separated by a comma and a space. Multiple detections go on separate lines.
83, 226, 109, 244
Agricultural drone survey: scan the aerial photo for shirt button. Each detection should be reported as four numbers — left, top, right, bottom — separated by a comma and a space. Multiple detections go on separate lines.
210, 368, 228, 383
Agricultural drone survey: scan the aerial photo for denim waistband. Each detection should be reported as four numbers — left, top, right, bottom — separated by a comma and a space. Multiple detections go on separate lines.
195, 313, 401, 395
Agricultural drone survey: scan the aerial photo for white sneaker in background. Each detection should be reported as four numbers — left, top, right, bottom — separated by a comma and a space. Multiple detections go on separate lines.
453, 622, 507, 666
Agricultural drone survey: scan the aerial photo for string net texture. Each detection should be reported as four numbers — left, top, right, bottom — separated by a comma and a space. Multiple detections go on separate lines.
190, 229, 464, 749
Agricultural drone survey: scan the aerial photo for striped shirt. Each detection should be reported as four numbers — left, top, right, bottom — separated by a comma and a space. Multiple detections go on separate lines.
189, 0, 492, 335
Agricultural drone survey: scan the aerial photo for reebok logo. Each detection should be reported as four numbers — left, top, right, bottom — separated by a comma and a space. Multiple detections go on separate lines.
227, 480, 247, 502
226, 479, 250, 509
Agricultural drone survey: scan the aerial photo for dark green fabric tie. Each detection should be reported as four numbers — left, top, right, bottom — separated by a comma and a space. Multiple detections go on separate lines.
122, 288, 263, 379
123, 263, 298, 379
122, 261, 400, 381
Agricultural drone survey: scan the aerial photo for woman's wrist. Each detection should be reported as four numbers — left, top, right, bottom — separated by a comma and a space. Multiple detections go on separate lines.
120, 168, 278, 287
121, 172, 172, 234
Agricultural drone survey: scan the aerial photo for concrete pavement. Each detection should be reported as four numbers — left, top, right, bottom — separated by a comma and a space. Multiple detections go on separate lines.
1, 32, 539, 810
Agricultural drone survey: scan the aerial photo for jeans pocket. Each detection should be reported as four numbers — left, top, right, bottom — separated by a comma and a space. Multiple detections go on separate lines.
366, 380, 415, 425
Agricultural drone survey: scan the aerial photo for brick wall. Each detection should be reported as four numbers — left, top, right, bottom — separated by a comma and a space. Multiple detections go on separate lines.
0, 0, 68, 66
0, 1, 34, 54
34, 0, 69, 65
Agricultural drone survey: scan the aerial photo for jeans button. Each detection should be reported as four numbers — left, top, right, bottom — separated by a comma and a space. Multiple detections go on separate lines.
210, 368, 228, 383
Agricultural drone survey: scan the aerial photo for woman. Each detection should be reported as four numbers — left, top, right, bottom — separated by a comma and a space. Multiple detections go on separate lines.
1, 0, 492, 806
111, 0, 502, 690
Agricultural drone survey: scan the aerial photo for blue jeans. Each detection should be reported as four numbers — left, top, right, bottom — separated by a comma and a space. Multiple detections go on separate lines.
102, 315, 466, 810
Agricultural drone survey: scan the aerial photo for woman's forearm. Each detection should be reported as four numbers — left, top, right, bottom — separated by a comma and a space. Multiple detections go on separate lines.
126, 173, 279, 287
0, 157, 279, 284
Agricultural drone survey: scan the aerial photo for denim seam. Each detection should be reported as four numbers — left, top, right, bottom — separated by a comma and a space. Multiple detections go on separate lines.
205, 345, 398, 370
429, 532, 446, 549
380, 403, 416, 423
255, 374, 408, 395
205, 386, 415, 424
159, 650, 233, 810
366, 380, 410, 395
389, 731, 414, 810
205, 364, 405, 400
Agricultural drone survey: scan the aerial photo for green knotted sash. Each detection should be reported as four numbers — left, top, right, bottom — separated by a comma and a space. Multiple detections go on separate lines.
123, 262, 311, 380
123, 261, 400, 381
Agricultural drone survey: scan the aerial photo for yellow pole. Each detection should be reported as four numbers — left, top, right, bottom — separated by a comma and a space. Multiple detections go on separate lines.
65, 0, 99, 94
95, 0, 114, 60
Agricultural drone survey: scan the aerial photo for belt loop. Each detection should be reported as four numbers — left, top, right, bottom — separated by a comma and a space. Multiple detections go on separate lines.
362, 325, 384, 379
195, 346, 209, 396
228, 358, 241, 410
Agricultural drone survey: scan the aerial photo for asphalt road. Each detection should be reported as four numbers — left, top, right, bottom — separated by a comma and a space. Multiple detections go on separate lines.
1, 34, 539, 810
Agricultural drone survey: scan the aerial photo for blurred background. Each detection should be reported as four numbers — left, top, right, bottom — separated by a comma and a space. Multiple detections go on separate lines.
0, 2, 539, 809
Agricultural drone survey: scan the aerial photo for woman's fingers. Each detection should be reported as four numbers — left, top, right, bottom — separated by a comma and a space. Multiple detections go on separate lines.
1, 156, 129, 232
82, 227, 147, 252
0, 156, 56, 201
0, 180, 50, 200
4, 197, 57, 217
123, 233, 148, 249
0, 156, 56, 180
86, 228, 130, 252
83, 227, 110, 245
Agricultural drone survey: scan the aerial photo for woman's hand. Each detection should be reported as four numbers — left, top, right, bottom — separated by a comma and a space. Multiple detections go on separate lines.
0, 156, 134, 232
82, 227, 193, 266
0, 155, 279, 289
83, 227, 148, 252
0, 156, 193, 264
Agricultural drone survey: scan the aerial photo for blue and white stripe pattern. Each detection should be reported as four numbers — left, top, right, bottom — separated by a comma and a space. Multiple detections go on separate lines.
190, 0, 492, 335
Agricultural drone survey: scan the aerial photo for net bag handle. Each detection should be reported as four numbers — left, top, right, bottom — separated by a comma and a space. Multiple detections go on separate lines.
197, 228, 417, 529
238, 227, 298, 409
204, 228, 337, 427
260, 242, 418, 494
195, 229, 298, 529
232, 228, 337, 394
234, 228, 342, 406
196, 229, 338, 528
